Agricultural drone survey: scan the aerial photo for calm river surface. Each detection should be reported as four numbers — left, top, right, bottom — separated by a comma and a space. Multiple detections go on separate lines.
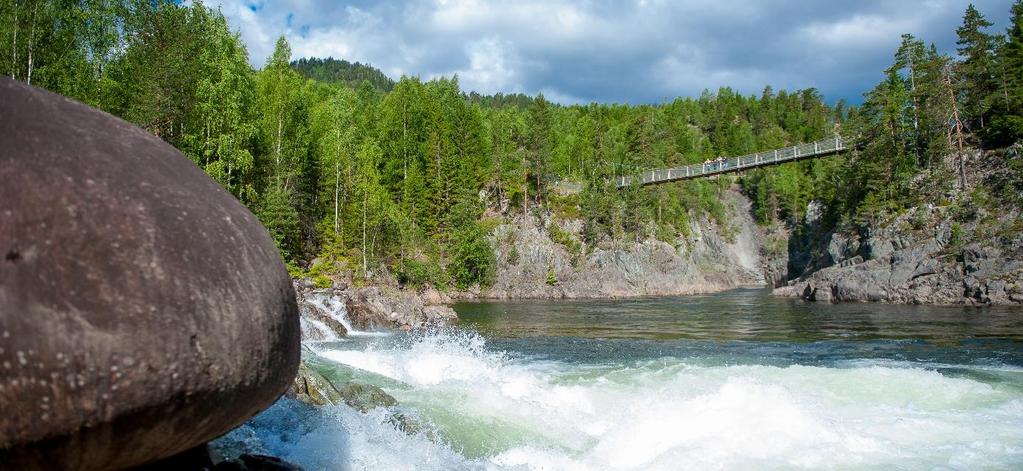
235, 289, 1023, 470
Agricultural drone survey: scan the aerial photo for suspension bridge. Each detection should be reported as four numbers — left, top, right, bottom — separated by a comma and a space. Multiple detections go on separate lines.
616, 135, 847, 187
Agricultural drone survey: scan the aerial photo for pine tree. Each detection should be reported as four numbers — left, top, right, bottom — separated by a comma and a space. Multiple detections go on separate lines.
894, 34, 927, 163
526, 93, 553, 210
956, 4, 996, 130
988, 0, 1023, 145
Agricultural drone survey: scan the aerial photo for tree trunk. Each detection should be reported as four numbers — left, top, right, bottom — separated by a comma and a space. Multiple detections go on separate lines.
10, 7, 17, 79
334, 130, 341, 236
275, 115, 283, 169
362, 193, 368, 278
523, 155, 529, 215
26, 2, 37, 86
944, 68, 968, 192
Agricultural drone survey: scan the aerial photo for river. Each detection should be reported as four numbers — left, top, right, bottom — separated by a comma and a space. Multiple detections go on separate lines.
226, 288, 1023, 470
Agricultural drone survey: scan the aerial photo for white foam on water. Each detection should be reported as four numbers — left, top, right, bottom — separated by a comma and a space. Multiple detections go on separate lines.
299, 317, 342, 342
221, 399, 487, 471
252, 329, 1023, 470
304, 292, 391, 338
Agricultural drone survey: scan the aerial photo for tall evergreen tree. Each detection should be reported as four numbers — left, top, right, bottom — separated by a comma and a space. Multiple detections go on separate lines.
956, 4, 996, 130
988, 0, 1023, 145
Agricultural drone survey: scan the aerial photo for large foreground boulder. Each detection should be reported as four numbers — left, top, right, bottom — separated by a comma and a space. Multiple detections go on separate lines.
0, 79, 300, 468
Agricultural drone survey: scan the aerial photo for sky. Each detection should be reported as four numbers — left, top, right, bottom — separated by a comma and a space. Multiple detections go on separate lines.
203, 0, 1015, 105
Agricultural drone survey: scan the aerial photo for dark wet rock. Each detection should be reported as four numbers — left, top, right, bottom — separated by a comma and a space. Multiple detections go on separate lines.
0, 79, 300, 469
214, 454, 304, 471
136, 443, 219, 470
287, 360, 398, 413
337, 381, 398, 413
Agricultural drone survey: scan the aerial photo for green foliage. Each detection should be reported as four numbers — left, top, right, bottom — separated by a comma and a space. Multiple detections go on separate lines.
507, 246, 520, 265
449, 224, 496, 288
546, 267, 558, 286
986, 1, 1023, 146
257, 184, 301, 258
396, 258, 445, 289
956, 4, 997, 131
291, 57, 395, 92
949, 222, 964, 249
549, 222, 582, 257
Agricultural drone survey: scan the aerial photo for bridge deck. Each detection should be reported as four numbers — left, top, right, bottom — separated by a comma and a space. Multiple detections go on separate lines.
616, 136, 846, 187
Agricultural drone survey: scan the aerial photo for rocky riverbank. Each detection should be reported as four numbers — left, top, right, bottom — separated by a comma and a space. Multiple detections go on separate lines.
464, 188, 770, 299
775, 145, 1023, 306
291, 146, 1023, 309
295, 282, 457, 339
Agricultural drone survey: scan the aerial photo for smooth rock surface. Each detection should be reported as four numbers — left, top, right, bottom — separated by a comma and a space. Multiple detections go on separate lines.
0, 79, 300, 468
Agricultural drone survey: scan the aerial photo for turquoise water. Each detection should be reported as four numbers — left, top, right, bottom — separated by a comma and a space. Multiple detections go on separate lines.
229, 289, 1023, 470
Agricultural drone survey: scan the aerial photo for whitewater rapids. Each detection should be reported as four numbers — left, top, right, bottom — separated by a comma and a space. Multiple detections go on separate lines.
223, 327, 1023, 470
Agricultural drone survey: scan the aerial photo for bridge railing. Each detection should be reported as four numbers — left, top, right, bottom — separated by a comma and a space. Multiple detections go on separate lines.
617, 136, 845, 187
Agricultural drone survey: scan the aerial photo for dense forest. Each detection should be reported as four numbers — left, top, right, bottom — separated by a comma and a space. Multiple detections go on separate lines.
2, 0, 1021, 289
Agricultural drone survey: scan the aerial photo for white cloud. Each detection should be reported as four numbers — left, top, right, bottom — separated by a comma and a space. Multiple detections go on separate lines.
203, 0, 1017, 104
446, 37, 520, 94
799, 14, 919, 47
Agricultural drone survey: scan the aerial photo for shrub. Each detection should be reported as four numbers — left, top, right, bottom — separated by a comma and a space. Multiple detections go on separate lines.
397, 258, 444, 289
546, 267, 558, 286
949, 223, 964, 248
549, 222, 582, 256
450, 225, 497, 289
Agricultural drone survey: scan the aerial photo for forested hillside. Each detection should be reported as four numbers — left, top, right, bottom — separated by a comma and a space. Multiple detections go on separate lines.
291, 57, 395, 92
3, 0, 1020, 290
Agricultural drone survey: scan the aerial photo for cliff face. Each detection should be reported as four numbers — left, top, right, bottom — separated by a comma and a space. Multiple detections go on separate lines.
775, 145, 1023, 306
775, 207, 1023, 306
475, 189, 770, 299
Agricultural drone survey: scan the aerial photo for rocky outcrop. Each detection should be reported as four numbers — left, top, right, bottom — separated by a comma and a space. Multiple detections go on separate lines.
295, 283, 457, 333
479, 189, 768, 299
0, 79, 300, 468
289, 362, 345, 406
345, 286, 458, 329
297, 295, 348, 341
288, 358, 400, 412
776, 205, 1023, 306
334, 382, 399, 412
775, 144, 1023, 306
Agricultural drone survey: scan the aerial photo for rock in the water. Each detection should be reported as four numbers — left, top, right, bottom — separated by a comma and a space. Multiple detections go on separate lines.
0, 79, 300, 468
342, 286, 458, 330
214, 454, 304, 471
297, 297, 348, 341
288, 361, 398, 412
289, 362, 343, 406
337, 381, 399, 412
